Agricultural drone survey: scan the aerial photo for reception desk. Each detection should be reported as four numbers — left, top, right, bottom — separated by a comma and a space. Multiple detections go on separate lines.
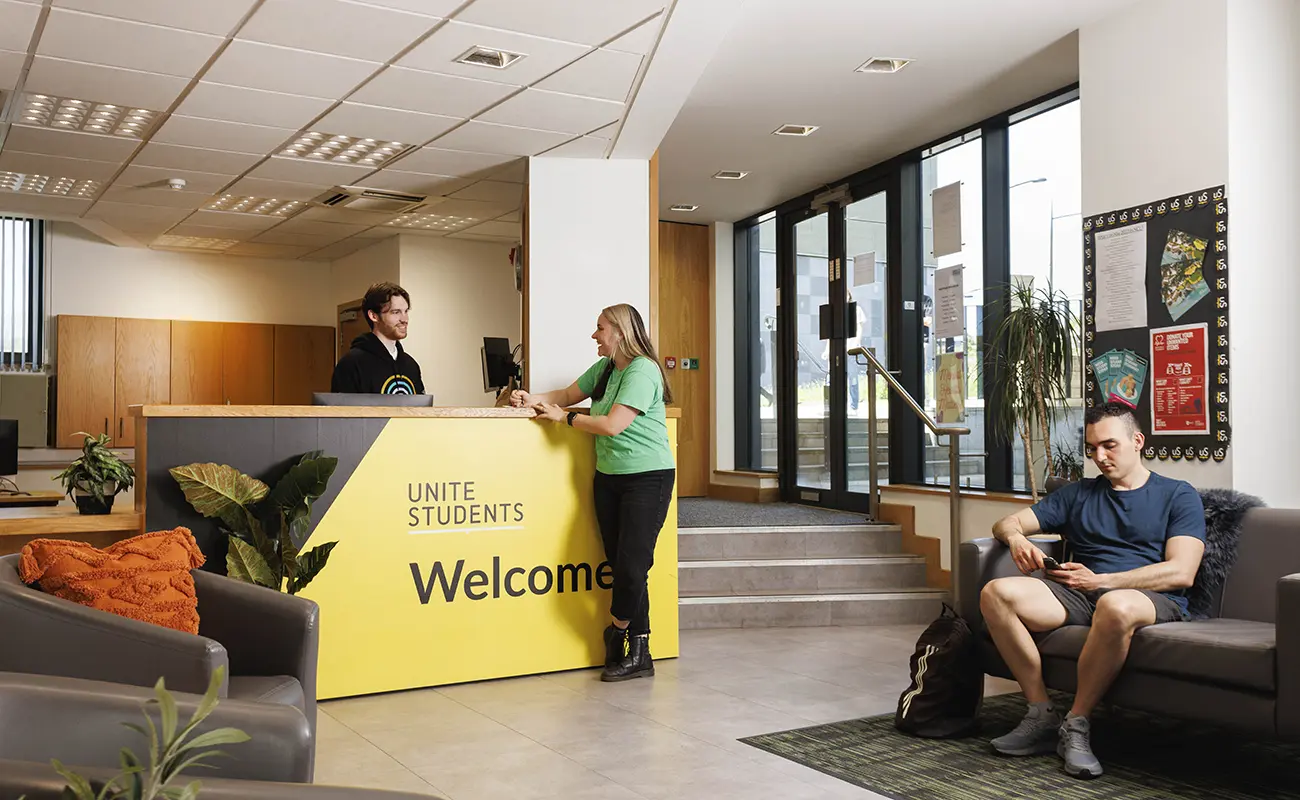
133, 405, 679, 700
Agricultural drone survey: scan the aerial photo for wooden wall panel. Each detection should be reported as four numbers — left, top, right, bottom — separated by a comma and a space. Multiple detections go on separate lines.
275, 325, 336, 404
170, 321, 223, 405
114, 318, 170, 446
222, 323, 275, 405
55, 315, 116, 445
658, 221, 711, 497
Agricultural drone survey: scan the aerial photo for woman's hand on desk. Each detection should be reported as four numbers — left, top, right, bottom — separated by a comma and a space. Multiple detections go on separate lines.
509, 390, 533, 407
531, 402, 566, 423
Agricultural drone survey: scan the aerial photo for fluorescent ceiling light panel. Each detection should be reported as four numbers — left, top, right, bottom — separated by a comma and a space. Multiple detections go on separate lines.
772, 124, 819, 137
279, 132, 410, 167
384, 212, 479, 231
205, 195, 303, 216
0, 171, 100, 197
154, 235, 239, 250
669, 204, 698, 212
855, 57, 912, 74
20, 94, 159, 138
713, 170, 748, 180
455, 45, 526, 70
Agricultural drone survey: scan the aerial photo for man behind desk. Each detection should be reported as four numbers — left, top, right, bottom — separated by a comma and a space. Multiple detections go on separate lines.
331, 282, 425, 395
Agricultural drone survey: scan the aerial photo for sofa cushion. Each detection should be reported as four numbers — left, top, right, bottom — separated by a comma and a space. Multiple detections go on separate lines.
228, 675, 305, 714
17, 529, 207, 634
1036, 619, 1276, 692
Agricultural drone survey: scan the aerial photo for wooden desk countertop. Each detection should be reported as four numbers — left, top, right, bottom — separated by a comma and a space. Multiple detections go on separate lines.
0, 505, 145, 538
131, 405, 682, 419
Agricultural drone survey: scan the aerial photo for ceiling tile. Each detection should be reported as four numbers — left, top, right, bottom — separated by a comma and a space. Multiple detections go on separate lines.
240, 0, 438, 62
496, 209, 521, 222
302, 237, 372, 260
421, 197, 512, 220
177, 82, 334, 131
274, 218, 368, 237
166, 223, 258, 240
386, 146, 517, 177
186, 209, 283, 230
225, 175, 329, 200
0, 194, 92, 217
24, 56, 188, 110
98, 185, 214, 208
429, 120, 570, 156
132, 142, 262, 174
487, 159, 526, 183
359, 169, 469, 195
346, 0, 460, 16
246, 157, 372, 186
224, 242, 313, 258
457, 219, 520, 238
250, 230, 337, 247
587, 121, 619, 139
0, 49, 24, 90
606, 14, 663, 55
537, 48, 641, 102
352, 226, 396, 238
51, 0, 258, 35
537, 134, 609, 158
398, 22, 588, 86
204, 40, 379, 100
0, 150, 122, 181
151, 115, 295, 154
449, 231, 517, 243
314, 102, 461, 146
115, 165, 235, 193
85, 199, 190, 226
449, 179, 522, 205
295, 206, 398, 225
4, 125, 139, 162
351, 67, 517, 118
38, 8, 223, 77
457, 0, 664, 47
0, 0, 40, 51
479, 88, 622, 135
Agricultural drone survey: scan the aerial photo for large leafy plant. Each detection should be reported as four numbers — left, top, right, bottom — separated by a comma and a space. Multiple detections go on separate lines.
51, 666, 249, 800
169, 452, 338, 594
53, 432, 136, 506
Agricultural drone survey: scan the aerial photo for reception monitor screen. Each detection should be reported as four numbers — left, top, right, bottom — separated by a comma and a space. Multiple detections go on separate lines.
482, 337, 516, 392
0, 419, 16, 476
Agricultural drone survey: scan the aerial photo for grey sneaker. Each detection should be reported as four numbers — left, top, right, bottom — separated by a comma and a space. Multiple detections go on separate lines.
1058, 715, 1104, 778
991, 704, 1062, 756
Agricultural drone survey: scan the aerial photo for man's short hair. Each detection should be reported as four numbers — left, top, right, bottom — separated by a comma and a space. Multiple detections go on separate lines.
362, 282, 410, 330
1084, 401, 1140, 437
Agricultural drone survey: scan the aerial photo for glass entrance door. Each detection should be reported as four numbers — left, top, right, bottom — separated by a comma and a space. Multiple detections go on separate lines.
843, 190, 889, 496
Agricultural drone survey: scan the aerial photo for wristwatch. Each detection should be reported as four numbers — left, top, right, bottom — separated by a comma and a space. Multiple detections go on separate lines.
566, 411, 578, 427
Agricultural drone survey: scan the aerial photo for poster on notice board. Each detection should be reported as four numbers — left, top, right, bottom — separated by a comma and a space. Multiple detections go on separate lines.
1150, 323, 1210, 436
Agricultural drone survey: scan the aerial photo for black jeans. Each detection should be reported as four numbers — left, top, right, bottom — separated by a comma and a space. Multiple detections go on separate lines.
592, 468, 675, 636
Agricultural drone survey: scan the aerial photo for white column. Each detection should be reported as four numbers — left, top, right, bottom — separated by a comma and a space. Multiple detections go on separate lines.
526, 157, 650, 394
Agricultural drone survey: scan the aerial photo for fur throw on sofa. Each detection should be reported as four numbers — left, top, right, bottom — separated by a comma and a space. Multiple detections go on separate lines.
1186, 487, 1266, 620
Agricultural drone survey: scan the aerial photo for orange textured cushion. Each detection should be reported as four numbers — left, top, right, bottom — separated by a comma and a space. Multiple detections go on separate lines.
18, 528, 207, 634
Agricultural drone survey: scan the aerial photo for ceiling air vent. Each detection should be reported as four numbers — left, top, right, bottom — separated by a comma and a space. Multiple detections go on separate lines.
855, 57, 912, 74
772, 124, 819, 137
455, 46, 526, 70
312, 186, 427, 213
669, 204, 698, 212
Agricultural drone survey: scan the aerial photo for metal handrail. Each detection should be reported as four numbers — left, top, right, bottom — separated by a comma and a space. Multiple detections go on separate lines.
848, 346, 967, 614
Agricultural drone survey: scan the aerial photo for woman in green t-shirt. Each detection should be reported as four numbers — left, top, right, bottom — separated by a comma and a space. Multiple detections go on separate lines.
510, 303, 675, 682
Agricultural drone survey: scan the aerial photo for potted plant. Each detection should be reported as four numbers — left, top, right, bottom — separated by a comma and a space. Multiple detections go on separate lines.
1046, 436, 1085, 494
987, 280, 1081, 498
53, 432, 136, 515
169, 451, 339, 595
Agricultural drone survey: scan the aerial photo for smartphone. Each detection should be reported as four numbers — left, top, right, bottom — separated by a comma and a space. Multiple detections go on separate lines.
1041, 556, 1062, 571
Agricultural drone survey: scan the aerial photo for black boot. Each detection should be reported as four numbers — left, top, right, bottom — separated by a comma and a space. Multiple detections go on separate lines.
601, 633, 653, 682
602, 624, 627, 668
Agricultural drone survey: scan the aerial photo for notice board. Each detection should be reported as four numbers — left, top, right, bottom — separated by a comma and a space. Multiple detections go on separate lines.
1082, 186, 1230, 463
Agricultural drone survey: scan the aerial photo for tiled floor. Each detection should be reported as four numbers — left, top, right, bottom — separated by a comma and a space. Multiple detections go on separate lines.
315, 626, 1020, 799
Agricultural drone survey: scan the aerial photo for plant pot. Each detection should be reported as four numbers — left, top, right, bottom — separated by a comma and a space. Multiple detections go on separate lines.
1045, 475, 1073, 495
73, 481, 117, 515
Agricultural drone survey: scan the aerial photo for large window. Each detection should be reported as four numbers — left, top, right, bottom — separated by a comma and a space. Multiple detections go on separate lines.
0, 217, 44, 370
736, 213, 777, 470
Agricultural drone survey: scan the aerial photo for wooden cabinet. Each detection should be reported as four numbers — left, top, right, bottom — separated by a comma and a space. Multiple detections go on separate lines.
114, 319, 170, 446
170, 322, 223, 405
274, 325, 336, 404
55, 316, 116, 446
222, 323, 275, 405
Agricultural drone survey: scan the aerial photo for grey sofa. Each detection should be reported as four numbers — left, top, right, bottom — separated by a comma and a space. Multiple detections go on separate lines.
959, 507, 1300, 736
0, 554, 320, 781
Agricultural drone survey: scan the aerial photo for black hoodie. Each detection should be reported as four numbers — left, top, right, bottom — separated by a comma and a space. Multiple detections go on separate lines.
331, 333, 425, 395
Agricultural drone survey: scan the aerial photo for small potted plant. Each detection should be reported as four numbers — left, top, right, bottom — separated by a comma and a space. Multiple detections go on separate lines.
54, 432, 136, 514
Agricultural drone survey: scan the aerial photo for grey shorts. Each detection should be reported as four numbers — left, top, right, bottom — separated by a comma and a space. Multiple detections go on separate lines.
1039, 577, 1187, 627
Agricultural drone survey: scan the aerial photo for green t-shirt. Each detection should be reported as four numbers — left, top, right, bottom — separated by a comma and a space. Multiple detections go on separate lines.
576, 356, 675, 475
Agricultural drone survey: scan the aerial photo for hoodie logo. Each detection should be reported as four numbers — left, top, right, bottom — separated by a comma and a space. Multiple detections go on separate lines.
383, 375, 417, 394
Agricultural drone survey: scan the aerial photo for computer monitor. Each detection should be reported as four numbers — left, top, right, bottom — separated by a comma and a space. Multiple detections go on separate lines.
311, 393, 434, 407
0, 419, 16, 476
482, 337, 518, 392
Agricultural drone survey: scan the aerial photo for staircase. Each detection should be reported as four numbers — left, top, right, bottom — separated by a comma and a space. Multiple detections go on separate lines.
678, 519, 946, 629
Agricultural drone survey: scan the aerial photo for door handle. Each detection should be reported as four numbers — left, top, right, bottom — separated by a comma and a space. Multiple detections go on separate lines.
119, 418, 124, 438
104, 417, 108, 435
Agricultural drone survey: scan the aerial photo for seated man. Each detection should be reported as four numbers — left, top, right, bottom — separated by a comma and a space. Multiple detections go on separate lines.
982, 402, 1205, 779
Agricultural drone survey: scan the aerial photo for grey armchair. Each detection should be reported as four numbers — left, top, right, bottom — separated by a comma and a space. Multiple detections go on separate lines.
0, 554, 320, 781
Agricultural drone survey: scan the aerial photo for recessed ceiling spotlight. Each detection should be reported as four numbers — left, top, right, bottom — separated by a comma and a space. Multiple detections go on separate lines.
669, 204, 699, 212
19, 94, 159, 138
0, 170, 100, 197
154, 235, 239, 251
713, 170, 749, 180
279, 133, 410, 167
205, 195, 303, 216
384, 212, 479, 231
772, 124, 819, 137
455, 45, 526, 70
855, 57, 912, 74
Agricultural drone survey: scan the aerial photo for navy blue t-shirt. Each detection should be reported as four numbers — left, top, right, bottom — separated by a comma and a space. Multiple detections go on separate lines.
1030, 473, 1206, 614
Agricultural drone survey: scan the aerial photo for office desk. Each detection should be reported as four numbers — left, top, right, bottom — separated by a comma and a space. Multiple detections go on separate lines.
133, 405, 679, 700
0, 505, 144, 556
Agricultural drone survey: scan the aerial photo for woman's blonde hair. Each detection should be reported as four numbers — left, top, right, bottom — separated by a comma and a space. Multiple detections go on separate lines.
601, 303, 673, 404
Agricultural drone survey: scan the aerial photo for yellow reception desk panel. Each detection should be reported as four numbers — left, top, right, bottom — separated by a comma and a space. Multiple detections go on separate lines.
133, 406, 679, 700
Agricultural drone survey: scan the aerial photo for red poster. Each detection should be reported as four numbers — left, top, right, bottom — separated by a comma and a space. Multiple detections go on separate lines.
1150, 323, 1210, 435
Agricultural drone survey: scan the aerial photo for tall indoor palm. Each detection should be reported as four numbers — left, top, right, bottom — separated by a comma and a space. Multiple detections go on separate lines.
988, 280, 1081, 498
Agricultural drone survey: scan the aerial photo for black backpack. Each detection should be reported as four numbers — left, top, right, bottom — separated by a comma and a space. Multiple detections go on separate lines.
894, 603, 982, 738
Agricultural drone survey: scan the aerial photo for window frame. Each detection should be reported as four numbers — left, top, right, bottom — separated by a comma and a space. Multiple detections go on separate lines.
0, 216, 46, 371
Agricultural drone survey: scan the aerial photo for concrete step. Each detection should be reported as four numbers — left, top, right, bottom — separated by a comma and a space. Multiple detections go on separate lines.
679, 555, 927, 597
679, 589, 947, 629
679, 524, 903, 560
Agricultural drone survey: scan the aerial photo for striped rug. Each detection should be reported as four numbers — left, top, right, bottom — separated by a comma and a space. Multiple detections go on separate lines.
740, 692, 1300, 799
